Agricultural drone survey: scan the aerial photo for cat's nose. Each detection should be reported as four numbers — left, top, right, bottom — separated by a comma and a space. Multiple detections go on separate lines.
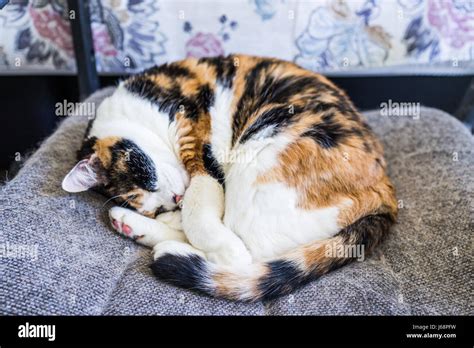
173, 194, 183, 205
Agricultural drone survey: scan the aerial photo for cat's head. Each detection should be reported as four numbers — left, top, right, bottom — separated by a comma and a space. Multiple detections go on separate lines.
62, 135, 188, 217
62, 84, 189, 217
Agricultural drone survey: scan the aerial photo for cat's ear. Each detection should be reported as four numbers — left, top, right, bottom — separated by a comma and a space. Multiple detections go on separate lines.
62, 158, 101, 193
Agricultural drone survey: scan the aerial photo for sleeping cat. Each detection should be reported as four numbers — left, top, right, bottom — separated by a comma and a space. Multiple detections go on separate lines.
62, 55, 397, 301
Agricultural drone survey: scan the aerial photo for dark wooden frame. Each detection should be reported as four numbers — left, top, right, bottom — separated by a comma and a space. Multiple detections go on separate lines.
67, 0, 99, 101
455, 77, 474, 133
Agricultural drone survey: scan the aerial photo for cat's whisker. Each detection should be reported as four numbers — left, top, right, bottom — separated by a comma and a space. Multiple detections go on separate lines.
102, 194, 122, 208
120, 195, 136, 208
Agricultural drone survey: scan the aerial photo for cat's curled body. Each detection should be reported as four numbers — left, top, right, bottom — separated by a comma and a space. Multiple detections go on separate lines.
62, 55, 397, 301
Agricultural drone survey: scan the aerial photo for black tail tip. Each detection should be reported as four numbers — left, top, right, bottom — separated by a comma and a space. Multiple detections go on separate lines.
151, 253, 211, 293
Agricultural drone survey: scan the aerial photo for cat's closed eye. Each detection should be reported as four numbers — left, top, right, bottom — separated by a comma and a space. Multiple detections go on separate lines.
115, 193, 139, 208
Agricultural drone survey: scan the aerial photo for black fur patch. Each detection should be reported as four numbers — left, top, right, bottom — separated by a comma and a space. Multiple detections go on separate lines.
77, 136, 97, 160
338, 213, 395, 253
256, 75, 318, 107
159, 86, 200, 121
350, 127, 364, 138
306, 99, 341, 116
240, 105, 302, 143
301, 113, 348, 149
145, 63, 196, 79
126, 78, 161, 104
196, 84, 215, 111
151, 254, 212, 294
231, 60, 275, 144
198, 55, 237, 88
232, 59, 338, 145
258, 260, 308, 301
312, 212, 395, 278
125, 63, 216, 122
125, 78, 200, 121
110, 139, 158, 192
203, 143, 225, 185
83, 119, 94, 138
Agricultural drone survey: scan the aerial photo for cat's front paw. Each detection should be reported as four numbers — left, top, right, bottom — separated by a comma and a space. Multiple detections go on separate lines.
109, 206, 144, 240
109, 206, 187, 247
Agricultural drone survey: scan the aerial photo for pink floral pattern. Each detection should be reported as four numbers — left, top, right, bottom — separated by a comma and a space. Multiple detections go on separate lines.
185, 33, 224, 58
182, 14, 238, 59
29, 5, 74, 57
91, 23, 117, 58
427, 0, 474, 48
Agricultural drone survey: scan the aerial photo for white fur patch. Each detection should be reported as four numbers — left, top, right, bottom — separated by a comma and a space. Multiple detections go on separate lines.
209, 84, 235, 172
224, 180, 341, 261
153, 240, 205, 260
220, 132, 341, 261
181, 175, 252, 266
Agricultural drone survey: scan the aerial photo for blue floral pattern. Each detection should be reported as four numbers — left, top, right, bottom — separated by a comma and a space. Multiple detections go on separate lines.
295, 0, 391, 70
251, 0, 284, 21
0, 0, 472, 73
88, 0, 167, 72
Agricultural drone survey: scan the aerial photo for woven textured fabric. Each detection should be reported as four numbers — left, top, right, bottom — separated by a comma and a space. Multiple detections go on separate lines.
1, 88, 472, 315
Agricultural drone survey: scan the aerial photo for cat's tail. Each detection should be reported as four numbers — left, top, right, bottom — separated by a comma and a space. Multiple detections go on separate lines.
151, 212, 395, 302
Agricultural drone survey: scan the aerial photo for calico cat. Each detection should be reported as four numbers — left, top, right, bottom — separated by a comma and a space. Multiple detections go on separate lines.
62, 55, 397, 301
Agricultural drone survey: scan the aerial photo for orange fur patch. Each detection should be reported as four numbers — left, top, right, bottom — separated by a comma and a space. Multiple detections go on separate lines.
175, 114, 208, 176
93, 136, 121, 168
150, 74, 174, 90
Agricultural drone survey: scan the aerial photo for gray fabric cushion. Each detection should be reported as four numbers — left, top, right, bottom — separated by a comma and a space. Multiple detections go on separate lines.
1, 88, 472, 315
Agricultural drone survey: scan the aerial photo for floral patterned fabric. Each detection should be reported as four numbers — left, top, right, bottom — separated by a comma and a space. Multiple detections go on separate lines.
0, 0, 473, 74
